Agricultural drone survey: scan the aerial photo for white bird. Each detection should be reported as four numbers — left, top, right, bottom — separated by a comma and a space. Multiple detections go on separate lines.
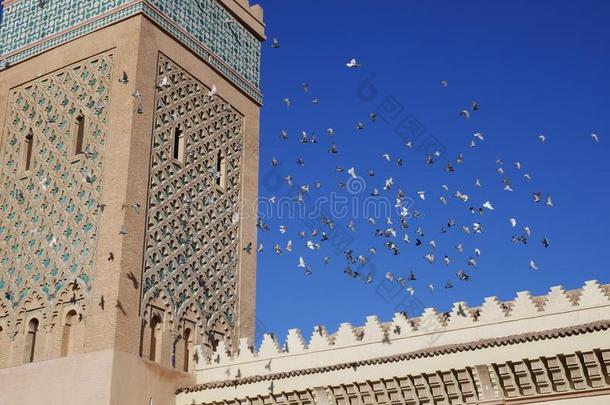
157, 76, 170, 89
283, 98, 291, 107
482, 201, 494, 210
271, 38, 280, 48
424, 253, 435, 264
417, 191, 425, 200
532, 192, 542, 203
538, 134, 546, 143
306, 240, 319, 250
546, 196, 554, 207
346, 58, 361, 68
473, 222, 482, 234
591, 133, 599, 143
529, 260, 539, 270
440, 80, 448, 87
382, 153, 391, 161
474, 178, 482, 187
298, 257, 306, 268
460, 110, 470, 120
474, 132, 484, 141
207, 85, 217, 97
509, 218, 517, 228
347, 167, 357, 179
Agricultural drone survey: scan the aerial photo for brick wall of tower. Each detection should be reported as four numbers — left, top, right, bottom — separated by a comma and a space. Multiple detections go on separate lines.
0, 0, 262, 401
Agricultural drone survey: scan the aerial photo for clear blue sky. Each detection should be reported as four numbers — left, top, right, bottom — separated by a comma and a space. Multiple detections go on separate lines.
253, 0, 610, 344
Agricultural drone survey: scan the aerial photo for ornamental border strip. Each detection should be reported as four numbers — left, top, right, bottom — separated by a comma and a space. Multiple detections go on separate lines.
0, 0, 263, 104
176, 319, 610, 393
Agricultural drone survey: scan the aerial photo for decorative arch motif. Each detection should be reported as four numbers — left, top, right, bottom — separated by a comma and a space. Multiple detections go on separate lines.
0, 52, 113, 328
141, 53, 244, 349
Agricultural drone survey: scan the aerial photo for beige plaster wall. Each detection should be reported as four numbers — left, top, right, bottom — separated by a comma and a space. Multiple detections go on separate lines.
0, 349, 114, 405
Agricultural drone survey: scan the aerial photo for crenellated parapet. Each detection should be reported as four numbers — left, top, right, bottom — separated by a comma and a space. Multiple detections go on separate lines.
184, 280, 610, 388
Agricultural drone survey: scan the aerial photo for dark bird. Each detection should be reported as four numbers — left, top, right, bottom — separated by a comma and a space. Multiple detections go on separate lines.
243, 242, 253, 254
119, 71, 129, 84
127, 271, 139, 289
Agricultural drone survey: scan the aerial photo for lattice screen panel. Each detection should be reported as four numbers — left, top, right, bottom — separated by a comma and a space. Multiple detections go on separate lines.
0, 51, 113, 322
142, 53, 244, 343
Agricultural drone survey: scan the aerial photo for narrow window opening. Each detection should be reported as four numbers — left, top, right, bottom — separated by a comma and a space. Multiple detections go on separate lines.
172, 126, 185, 164
61, 310, 77, 357
22, 129, 34, 173
183, 328, 192, 372
73, 115, 85, 156
149, 315, 162, 362
215, 150, 226, 189
24, 318, 39, 363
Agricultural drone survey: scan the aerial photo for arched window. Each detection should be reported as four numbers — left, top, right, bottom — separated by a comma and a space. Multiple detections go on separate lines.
149, 314, 162, 362
183, 328, 193, 372
61, 310, 78, 357
21, 129, 34, 173
72, 114, 85, 156
24, 318, 39, 363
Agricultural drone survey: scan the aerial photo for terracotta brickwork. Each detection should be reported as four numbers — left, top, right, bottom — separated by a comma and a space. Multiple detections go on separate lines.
0, 0, 262, 401
0, 51, 114, 368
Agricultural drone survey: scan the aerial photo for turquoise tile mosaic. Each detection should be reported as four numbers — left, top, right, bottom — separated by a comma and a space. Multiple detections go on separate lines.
0, 0, 262, 100
0, 51, 114, 313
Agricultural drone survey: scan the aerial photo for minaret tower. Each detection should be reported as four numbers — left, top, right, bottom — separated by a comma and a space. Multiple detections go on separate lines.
0, 1, 264, 404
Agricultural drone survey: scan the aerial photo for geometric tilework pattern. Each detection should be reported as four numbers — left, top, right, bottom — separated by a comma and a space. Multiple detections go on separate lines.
0, 0, 130, 56
142, 53, 243, 343
0, 0, 261, 89
0, 51, 113, 322
149, 0, 261, 88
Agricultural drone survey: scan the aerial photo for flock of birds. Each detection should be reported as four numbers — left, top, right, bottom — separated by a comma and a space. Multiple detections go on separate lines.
256, 38, 602, 298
